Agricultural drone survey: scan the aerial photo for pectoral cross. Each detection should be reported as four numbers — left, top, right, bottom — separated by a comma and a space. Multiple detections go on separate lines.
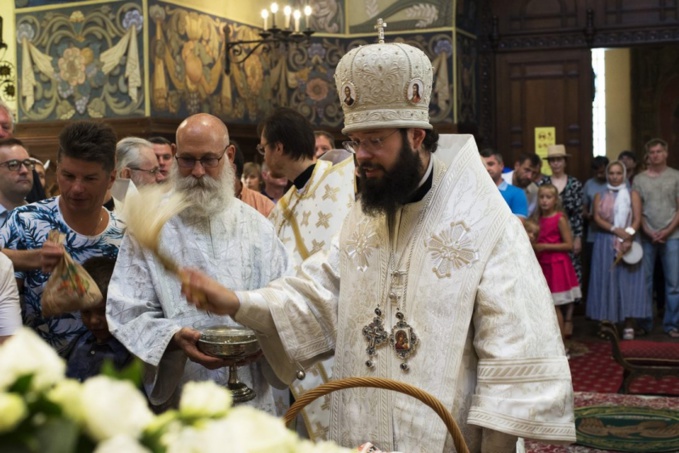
363, 315, 388, 356
375, 18, 387, 43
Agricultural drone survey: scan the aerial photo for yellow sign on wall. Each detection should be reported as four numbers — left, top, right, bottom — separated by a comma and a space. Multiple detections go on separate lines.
535, 127, 555, 176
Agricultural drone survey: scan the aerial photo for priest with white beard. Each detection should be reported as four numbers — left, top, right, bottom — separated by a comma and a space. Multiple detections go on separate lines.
106, 113, 291, 413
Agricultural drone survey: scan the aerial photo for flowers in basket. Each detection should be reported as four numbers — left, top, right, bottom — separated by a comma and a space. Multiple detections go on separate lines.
0, 328, 352, 453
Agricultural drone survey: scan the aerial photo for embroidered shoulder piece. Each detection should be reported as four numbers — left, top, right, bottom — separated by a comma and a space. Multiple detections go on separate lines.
426, 221, 479, 278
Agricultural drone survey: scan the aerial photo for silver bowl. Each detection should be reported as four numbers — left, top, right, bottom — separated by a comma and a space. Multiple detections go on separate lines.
196, 324, 260, 359
193, 322, 261, 403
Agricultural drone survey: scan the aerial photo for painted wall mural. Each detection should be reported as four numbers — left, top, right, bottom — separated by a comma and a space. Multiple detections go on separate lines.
16, 1, 144, 121
10, 0, 466, 128
149, 2, 453, 128
309, 0, 344, 34
348, 0, 454, 34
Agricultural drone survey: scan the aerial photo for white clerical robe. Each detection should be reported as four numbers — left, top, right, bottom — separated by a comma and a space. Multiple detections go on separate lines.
269, 157, 355, 440
106, 199, 292, 413
235, 135, 575, 452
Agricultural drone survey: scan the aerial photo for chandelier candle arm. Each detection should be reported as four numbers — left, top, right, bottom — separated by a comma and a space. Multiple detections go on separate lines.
223, 5, 316, 75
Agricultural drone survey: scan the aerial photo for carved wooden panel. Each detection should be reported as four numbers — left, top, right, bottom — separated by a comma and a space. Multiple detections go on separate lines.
495, 50, 593, 180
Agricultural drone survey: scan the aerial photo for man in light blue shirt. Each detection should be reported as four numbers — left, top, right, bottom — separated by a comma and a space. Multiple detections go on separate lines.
481, 148, 528, 218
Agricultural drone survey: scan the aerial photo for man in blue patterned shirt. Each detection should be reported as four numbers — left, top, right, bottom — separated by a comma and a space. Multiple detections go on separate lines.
0, 121, 125, 357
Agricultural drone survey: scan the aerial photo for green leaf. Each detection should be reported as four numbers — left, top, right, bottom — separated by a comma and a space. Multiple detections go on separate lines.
100, 357, 143, 386
8, 375, 34, 394
33, 417, 80, 453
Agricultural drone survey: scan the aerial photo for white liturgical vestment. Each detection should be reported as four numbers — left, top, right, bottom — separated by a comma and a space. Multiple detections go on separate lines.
269, 157, 355, 440
235, 135, 576, 452
106, 199, 291, 413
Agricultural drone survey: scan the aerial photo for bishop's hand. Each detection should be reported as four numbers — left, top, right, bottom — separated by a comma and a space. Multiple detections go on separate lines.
179, 268, 241, 316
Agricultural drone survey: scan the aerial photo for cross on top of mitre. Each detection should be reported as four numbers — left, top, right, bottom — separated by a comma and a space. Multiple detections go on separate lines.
375, 18, 387, 43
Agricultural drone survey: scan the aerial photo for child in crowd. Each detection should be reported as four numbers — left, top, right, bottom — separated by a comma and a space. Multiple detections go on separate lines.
524, 219, 540, 245
66, 257, 131, 381
532, 184, 582, 350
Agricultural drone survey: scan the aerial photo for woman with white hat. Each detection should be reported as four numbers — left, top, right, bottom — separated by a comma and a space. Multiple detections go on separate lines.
539, 144, 584, 338
586, 161, 650, 339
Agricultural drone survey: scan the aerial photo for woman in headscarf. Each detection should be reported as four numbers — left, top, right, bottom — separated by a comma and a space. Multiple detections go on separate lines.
586, 161, 650, 339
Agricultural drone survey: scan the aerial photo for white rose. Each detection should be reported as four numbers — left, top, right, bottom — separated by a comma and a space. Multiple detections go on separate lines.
0, 328, 65, 391
80, 376, 155, 442
179, 381, 232, 419
47, 379, 84, 423
94, 434, 152, 453
217, 406, 298, 453
0, 393, 28, 432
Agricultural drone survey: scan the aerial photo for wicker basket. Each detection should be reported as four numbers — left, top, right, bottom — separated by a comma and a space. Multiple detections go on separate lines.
284, 376, 470, 453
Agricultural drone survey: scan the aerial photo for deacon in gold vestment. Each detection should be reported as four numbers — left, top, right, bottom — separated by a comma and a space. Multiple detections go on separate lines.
258, 108, 355, 439
181, 36, 575, 452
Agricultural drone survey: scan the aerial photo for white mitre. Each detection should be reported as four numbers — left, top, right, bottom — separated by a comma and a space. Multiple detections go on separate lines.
334, 21, 434, 134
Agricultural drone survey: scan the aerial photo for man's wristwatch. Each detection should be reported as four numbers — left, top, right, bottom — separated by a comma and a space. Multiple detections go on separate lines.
625, 227, 636, 236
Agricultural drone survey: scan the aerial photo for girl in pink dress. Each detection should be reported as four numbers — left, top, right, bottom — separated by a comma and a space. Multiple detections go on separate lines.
532, 184, 582, 342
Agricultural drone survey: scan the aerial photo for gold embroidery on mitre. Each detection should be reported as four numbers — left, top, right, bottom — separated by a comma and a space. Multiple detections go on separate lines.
345, 219, 381, 272
426, 221, 479, 278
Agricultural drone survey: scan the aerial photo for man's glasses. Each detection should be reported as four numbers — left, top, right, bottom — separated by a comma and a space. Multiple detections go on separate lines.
129, 166, 160, 175
175, 149, 227, 169
342, 129, 399, 154
0, 159, 35, 172
256, 142, 270, 156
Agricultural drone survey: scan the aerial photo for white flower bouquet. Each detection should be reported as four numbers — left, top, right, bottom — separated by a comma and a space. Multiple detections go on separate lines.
0, 328, 352, 453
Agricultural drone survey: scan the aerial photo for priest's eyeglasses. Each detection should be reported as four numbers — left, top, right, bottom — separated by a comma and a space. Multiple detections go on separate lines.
128, 166, 160, 175
0, 159, 35, 172
175, 150, 227, 169
342, 129, 400, 153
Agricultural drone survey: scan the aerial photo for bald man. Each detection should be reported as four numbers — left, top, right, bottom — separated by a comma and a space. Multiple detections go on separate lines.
106, 114, 291, 413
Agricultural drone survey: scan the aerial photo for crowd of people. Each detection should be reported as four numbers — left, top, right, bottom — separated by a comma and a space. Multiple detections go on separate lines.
481, 137, 679, 358
0, 35, 673, 452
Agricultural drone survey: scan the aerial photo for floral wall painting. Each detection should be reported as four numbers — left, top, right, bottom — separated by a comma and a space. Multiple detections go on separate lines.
349, 0, 454, 33
149, 4, 228, 117
16, 2, 144, 121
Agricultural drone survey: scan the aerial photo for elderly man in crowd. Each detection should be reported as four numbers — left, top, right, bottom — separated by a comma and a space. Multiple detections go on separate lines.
115, 137, 162, 187
181, 38, 574, 452
0, 121, 124, 356
106, 113, 290, 413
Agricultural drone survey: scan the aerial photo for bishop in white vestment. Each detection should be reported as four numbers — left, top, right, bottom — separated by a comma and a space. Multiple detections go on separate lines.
180, 42, 575, 451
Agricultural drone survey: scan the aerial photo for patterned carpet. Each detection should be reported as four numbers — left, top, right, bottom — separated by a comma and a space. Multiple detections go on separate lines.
526, 393, 679, 453
525, 339, 679, 452
567, 340, 679, 395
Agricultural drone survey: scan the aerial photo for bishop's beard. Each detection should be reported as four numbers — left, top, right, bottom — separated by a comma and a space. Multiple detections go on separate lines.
358, 138, 424, 218
170, 163, 235, 219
